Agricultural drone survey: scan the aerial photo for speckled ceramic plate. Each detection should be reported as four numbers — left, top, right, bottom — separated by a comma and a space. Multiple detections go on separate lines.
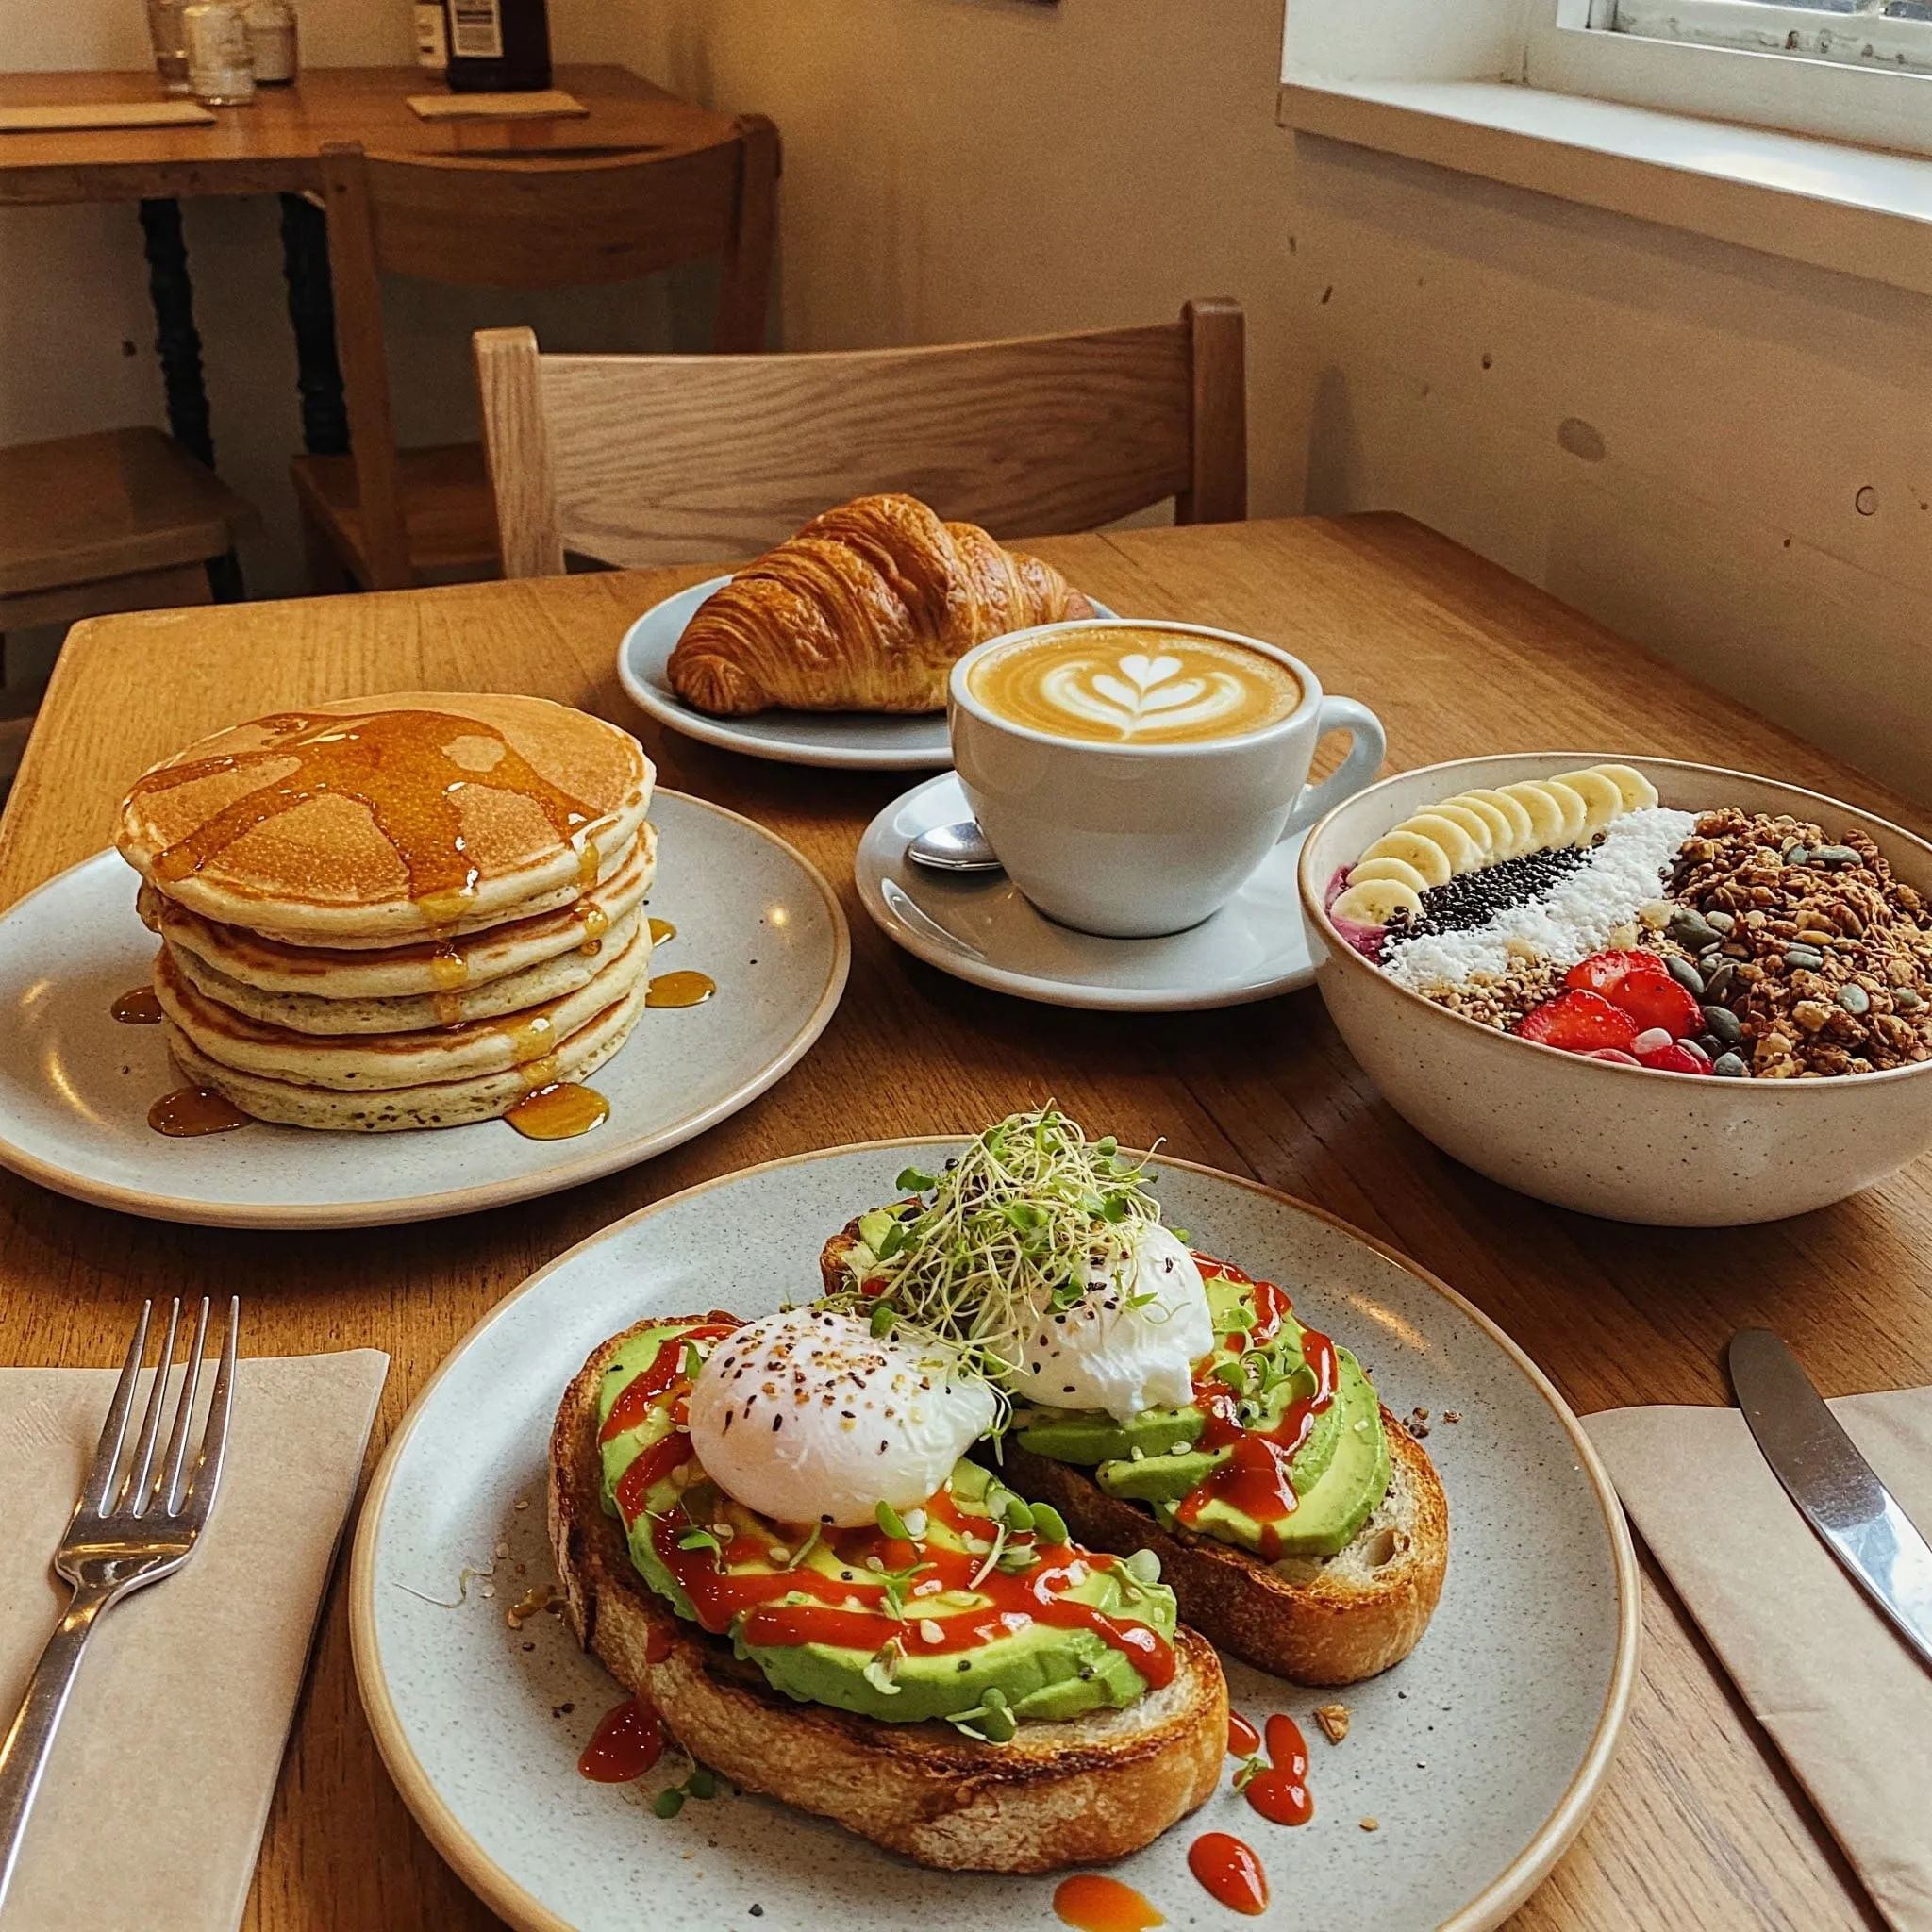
351, 1140, 1638, 1932
0, 792, 848, 1228
857, 774, 1318, 1009
617, 579, 1116, 771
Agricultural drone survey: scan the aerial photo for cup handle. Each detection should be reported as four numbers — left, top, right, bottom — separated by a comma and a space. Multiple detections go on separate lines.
1278, 696, 1387, 841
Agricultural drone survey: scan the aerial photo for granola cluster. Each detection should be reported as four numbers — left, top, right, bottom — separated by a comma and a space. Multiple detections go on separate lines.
1665, 810, 1932, 1077
1415, 955, 1564, 1030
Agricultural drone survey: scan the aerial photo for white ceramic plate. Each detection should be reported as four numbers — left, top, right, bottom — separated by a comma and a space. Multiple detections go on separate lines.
617, 578, 1116, 771
0, 792, 848, 1229
856, 773, 1318, 1009
352, 1139, 1638, 1932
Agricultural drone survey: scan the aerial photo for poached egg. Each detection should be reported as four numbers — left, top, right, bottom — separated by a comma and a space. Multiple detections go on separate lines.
688, 1307, 995, 1527
1017, 1224, 1215, 1422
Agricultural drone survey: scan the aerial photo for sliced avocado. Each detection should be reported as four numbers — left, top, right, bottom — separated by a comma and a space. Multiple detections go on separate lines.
1014, 1402, 1204, 1465
1151, 1347, 1389, 1559
596, 1352, 1178, 1726
1097, 1443, 1221, 1503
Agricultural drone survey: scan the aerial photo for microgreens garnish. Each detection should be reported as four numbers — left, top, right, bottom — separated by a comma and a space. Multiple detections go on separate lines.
680, 1341, 704, 1382
782, 1524, 823, 1572
1232, 1753, 1267, 1792
862, 1643, 904, 1696
823, 1108, 1162, 1397
877, 1560, 932, 1620
676, 1526, 725, 1571
652, 1764, 721, 1817
948, 1684, 1018, 1743
874, 1499, 910, 1541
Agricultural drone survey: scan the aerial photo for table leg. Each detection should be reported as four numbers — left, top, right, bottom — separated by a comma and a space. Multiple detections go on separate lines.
278, 192, 348, 458
137, 197, 213, 468
136, 197, 244, 604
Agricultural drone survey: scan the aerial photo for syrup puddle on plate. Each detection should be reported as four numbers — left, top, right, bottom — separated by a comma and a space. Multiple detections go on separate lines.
644, 969, 713, 1008
504, 1082, 609, 1140
148, 1086, 251, 1136
111, 986, 163, 1024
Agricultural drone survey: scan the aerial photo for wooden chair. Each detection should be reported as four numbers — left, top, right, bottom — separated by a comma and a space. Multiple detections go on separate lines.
473, 298, 1246, 577
292, 120, 780, 593
0, 427, 257, 787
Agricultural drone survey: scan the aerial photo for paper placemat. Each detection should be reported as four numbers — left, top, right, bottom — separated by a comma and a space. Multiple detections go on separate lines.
0, 1352, 388, 1932
0, 101, 217, 133
1587, 1389, 1932, 1931
406, 90, 588, 121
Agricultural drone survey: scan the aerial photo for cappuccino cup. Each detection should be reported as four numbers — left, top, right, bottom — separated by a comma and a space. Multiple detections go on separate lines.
949, 619, 1385, 939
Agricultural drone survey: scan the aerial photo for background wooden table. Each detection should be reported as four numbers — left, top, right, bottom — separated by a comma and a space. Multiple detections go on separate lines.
0, 65, 741, 485
1, 512, 1921, 1931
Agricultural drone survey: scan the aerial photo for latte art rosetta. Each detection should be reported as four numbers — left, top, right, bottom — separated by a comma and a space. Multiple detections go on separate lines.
968, 626, 1302, 745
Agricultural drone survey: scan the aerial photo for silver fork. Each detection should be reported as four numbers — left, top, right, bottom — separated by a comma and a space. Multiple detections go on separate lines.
0, 1297, 238, 1912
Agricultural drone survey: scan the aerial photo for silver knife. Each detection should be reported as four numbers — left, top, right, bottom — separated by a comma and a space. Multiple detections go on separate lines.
1727, 1327, 1932, 1675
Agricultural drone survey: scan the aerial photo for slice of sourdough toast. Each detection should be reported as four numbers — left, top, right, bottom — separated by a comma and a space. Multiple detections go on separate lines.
999, 1421, 1446, 1687
820, 1227, 1448, 1688
548, 1315, 1227, 1873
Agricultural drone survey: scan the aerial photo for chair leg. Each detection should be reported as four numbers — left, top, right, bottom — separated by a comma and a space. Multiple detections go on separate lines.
298, 503, 356, 594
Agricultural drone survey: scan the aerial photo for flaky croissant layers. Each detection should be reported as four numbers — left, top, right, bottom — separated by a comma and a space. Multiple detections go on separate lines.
667, 493, 1094, 715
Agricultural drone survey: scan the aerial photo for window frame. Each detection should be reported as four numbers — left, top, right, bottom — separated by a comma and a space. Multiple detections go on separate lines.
1524, 0, 1932, 155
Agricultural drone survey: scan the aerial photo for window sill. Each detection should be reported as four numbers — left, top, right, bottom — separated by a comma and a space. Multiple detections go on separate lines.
1276, 77, 1932, 298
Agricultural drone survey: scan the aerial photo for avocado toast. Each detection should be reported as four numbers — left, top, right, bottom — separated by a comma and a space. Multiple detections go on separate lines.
549, 1307, 1225, 1871
817, 1110, 1449, 1687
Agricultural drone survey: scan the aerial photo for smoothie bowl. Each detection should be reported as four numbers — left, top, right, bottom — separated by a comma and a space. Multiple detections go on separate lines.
1296, 754, 1932, 1225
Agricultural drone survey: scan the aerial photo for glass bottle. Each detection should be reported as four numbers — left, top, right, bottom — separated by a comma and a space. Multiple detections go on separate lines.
146, 0, 192, 96
183, 1, 257, 106
441, 0, 552, 92
414, 1, 448, 72
245, 0, 297, 85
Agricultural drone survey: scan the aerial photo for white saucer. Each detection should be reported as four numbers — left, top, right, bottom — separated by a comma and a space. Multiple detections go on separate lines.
0, 791, 849, 1229
617, 578, 1114, 771
856, 773, 1318, 1010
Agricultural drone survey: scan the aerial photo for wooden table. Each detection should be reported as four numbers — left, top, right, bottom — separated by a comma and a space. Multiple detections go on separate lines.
0, 65, 740, 485
0, 513, 1920, 1932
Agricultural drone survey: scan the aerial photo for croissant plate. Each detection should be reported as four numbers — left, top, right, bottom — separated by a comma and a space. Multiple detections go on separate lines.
666, 493, 1094, 715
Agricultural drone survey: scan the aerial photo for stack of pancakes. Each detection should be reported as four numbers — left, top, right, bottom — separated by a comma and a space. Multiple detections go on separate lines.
114, 692, 658, 1131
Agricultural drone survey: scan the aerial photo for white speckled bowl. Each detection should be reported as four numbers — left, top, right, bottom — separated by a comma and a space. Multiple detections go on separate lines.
1297, 755, 1932, 1225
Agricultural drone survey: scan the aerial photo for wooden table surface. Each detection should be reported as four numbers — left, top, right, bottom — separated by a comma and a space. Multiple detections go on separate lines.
1, 512, 1921, 1931
0, 64, 738, 205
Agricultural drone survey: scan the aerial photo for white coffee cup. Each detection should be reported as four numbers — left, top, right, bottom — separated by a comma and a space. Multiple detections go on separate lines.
948, 619, 1385, 939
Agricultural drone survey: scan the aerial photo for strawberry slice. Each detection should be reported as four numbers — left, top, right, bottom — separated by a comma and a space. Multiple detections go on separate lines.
1602, 971, 1703, 1041
1635, 1041, 1711, 1074
1565, 949, 1671, 996
1512, 991, 1638, 1054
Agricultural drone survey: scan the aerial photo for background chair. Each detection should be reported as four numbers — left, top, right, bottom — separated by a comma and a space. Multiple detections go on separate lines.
294, 121, 779, 593
0, 427, 257, 791
473, 298, 1246, 578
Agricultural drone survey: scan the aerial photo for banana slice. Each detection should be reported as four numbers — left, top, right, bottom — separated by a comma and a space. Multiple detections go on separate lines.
1398, 812, 1483, 874
1459, 788, 1536, 856
1532, 780, 1589, 846
1554, 768, 1624, 838
1331, 878, 1424, 927
1499, 781, 1567, 852
1593, 762, 1660, 812
1358, 827, 1453, 887
1346, 854, 1432, 894
1440, 792, 1514, 857
1430, 802, 1496, 860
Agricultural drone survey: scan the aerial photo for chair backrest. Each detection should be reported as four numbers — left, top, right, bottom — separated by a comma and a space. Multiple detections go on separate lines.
473, 298, 1246, 577
319, 121, 778, 589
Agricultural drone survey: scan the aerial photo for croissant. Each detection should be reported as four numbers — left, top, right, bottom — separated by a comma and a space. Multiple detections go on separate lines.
667, 493, 1094, 715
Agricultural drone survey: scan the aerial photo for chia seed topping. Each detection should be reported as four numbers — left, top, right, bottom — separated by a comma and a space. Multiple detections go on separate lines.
1383, 807, 1698, 991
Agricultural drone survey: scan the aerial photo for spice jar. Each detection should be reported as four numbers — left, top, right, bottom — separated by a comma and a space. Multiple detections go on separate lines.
245, 0, 297, 85
183, 0, 257, 106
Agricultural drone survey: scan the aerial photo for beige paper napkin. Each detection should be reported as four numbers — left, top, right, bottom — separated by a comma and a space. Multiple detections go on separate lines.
1587, 1390, 1932, 1932
0, 1352, 387, 1932
0, 102, 217, 133
406, 90, 588, 120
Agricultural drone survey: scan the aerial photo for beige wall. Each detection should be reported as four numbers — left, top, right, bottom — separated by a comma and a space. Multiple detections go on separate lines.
614, 0, 1932, 807
7, 0, 1929, 802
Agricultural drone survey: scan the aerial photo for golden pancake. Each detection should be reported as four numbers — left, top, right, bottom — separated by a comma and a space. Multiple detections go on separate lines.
165, 906, 649, 1035
151, 920, 651, 1091
139, 823, 657, 996
160, 984, 644, 1131
117, 693, 653, 943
